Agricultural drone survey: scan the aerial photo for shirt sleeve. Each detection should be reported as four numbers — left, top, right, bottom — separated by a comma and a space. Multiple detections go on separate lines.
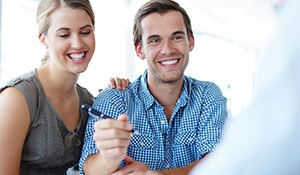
79, 115, 99, 175
196, 82, 228, 155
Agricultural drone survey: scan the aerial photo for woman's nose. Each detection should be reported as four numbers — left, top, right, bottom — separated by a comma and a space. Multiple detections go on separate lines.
71, 35, 84, 49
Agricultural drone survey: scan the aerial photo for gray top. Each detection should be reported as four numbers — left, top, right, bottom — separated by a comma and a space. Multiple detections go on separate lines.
0, 70, 93, 175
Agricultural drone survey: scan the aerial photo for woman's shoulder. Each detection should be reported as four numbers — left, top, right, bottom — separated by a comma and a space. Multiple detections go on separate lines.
0, 70, 37, 93
0, 70, 40, 121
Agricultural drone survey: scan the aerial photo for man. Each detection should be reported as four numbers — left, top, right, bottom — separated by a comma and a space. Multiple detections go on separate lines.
190, 0, 300, 174
80, 0, 227, 174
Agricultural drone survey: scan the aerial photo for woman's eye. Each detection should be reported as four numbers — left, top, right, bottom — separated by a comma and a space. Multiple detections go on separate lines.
58, 34, 70, 38
81, 31, 91, 35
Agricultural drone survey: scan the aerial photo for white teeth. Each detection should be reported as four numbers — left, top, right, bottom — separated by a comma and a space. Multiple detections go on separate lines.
161, 59, 177, 65
69, 52, 85, 61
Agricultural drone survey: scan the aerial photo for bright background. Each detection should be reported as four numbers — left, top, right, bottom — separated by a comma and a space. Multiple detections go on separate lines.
0, 0, 281, 117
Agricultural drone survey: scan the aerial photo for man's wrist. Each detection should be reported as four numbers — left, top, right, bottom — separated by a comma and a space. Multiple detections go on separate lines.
148, 170, 164, 175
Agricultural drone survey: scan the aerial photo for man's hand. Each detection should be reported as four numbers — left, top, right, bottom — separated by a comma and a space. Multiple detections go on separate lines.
93, 114, 133, 164
111, 156, 155, 175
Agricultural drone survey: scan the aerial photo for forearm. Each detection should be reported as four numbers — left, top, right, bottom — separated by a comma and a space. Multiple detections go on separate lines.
83, 153, 120, 175
83, 112, 133, 174
156, 160, 200, 175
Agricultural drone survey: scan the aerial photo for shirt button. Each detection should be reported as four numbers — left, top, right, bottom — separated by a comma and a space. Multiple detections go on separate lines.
140, 142, 145, 146
161, 120, 165, 124
188, 138, 193, 141
166, 164, 171, 169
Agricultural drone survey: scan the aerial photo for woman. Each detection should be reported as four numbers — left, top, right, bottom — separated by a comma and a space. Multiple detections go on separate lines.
0, 0, 128, 174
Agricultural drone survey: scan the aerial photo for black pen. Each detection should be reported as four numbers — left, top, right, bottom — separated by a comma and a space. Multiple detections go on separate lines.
81, 104, 110, 119
81, 104, 136, 134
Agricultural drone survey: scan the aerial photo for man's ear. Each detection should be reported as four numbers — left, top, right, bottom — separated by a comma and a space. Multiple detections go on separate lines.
188, 33, 195, 52
134, 42, 145, 60
39, 33, 48, 49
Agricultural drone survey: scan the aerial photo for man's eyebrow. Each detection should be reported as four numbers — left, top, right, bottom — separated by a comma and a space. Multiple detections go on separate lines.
147, 34, 160, 40
172, 31, 185, 35
145, 31, 186, 41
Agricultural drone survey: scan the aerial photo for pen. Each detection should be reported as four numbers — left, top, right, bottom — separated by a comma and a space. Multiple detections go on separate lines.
81, 104, 136, 134
81, 104, 110, 119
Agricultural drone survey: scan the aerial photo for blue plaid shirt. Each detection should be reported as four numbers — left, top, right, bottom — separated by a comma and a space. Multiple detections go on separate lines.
79, 70, 227, 174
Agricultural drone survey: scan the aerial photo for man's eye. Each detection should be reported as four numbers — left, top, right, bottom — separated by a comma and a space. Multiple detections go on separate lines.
173, 35, 183, 40
149, 39, 160, 44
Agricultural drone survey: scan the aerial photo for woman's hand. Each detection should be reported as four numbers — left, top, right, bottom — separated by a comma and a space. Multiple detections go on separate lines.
99, 77, 130, 92
109, 77, 130, 90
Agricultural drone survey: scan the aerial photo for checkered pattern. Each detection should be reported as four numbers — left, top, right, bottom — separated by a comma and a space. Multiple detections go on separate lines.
79, 70, 227, 174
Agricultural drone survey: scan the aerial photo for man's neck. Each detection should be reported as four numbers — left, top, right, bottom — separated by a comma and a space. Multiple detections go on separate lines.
147, 78, 183, 120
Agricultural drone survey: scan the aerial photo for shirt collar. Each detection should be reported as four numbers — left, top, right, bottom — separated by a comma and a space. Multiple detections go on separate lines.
177, 77, 189, 107
139, 70, 156, 110
139, 70, 189, 110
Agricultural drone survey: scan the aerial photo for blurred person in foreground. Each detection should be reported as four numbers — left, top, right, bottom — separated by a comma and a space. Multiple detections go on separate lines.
80, 0, 228, 175
190, 0, 300, 174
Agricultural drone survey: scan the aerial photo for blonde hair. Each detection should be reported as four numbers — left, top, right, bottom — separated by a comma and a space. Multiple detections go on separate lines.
36, 0, 95, 65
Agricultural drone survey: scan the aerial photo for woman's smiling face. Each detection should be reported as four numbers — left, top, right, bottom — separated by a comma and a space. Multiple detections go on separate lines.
41, 7, 95, 75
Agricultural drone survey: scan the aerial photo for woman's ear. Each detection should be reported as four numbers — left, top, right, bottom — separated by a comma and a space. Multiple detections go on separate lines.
134, 42, 145, 60
39, 33, 48, 49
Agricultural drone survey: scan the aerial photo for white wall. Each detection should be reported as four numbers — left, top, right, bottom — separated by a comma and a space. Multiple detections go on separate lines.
0, 0, 279, 116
